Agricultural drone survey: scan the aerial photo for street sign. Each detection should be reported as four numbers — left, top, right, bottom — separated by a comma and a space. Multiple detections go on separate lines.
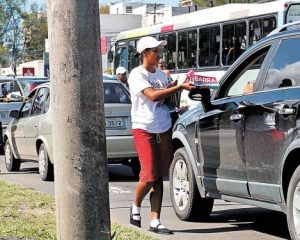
22, 67, 35, 76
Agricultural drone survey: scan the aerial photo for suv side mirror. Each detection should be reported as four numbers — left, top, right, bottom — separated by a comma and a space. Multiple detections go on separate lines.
189, 87, 215, 112
9, 109, 19, 119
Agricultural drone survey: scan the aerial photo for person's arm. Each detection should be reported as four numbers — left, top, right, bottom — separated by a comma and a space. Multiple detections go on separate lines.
142, 82, 195, 102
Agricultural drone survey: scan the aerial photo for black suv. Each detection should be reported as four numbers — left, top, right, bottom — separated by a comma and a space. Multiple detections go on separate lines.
170, 27, 300, 240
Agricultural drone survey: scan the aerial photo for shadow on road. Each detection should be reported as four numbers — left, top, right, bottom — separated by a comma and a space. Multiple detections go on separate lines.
173, 207, 289, 239
108, 164, 137, 182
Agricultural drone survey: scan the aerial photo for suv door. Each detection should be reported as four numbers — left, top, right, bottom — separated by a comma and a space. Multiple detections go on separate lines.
244, 37, 300, 202
198, 43, 274, 197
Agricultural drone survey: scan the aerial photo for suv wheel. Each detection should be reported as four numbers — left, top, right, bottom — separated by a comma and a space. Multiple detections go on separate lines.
170, 147, 214, 221
38, 143, 54, 181
287, 165, 300, 240
4, 140, 20, 172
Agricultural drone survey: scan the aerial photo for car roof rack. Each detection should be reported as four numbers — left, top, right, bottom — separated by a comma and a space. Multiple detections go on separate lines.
268, 20, 300, 36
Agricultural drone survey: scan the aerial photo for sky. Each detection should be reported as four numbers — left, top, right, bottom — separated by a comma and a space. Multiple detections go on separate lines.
28, 0, 180, 7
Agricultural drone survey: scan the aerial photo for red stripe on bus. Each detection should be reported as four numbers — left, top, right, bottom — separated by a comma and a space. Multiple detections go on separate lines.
161, 24, 174, 32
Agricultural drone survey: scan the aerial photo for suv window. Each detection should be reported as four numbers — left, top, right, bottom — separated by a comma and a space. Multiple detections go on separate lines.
263, 37, 300, 90
225, 48, 269, 97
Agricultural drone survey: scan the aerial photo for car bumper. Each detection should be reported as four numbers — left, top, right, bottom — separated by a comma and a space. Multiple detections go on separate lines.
106, 135, 137, 161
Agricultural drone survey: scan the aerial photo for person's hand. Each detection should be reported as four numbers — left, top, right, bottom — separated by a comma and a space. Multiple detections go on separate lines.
181, 82, 195, 91
3, 97, 10, 102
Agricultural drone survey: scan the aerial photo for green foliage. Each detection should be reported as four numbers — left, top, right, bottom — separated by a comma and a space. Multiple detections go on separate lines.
0, 0, 24, 69
22, 2, 48, 62
0, 180, 158, 240
0, 180, 56, 239
100, 5, 110, 14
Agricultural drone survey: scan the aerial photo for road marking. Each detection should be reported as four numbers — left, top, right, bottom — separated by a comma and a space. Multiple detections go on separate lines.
109, 186, 131, 194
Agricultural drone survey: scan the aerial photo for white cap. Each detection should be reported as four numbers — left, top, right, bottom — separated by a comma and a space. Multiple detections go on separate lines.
116, 66, 127, 75
137, 36, 167, 54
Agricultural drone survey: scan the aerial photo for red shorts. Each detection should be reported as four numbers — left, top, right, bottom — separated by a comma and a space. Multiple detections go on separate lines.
132, 129, 173, 182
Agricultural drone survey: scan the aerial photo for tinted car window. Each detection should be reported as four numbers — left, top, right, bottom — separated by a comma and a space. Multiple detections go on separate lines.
263, 38, 300, 90
104, 83, 131, 104
226, 49, 269, 97
44, 94, 50, 113
20, 96, 34, 118
31, 87, 49, 116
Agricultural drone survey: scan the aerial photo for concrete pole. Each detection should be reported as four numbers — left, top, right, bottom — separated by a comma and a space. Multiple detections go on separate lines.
48, 1, 111, 239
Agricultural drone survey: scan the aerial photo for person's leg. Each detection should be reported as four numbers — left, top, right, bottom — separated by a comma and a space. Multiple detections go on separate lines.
149, 177, 163, 220
134, 181, 155, 207
148, 130, 173, 234
131, 129, 157, 227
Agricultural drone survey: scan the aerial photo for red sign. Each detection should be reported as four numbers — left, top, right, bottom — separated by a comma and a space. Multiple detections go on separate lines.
100, 36, 107, 54
185, 69, 219, 89
22, 67, 35, 76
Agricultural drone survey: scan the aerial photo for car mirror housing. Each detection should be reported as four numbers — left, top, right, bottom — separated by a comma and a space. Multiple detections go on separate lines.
9, 110, 19, 119
188, 87, 215, 112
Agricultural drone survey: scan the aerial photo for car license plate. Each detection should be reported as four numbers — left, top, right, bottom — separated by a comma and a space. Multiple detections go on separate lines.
105, 117, 124, 129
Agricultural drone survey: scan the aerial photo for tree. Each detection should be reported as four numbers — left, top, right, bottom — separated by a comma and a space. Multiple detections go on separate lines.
100, 5, 109, 14
48, 0, 111, 239
22, 3, 48, 62
0, 0, 24, 72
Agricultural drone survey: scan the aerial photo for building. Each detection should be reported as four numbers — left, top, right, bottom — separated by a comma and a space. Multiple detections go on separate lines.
180, 0, 193, 7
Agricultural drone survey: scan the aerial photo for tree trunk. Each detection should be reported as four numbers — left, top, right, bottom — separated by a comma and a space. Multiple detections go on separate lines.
48, 1, 111, 239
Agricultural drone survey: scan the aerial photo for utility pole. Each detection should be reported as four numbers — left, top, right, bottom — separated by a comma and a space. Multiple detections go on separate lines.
48, 1, 111, 239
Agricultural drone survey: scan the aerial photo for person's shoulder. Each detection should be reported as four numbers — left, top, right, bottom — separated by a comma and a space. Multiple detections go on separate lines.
129, 66, 140, 76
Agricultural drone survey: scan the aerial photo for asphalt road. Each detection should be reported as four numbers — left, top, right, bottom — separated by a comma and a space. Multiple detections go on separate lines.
0, 156, 290, 240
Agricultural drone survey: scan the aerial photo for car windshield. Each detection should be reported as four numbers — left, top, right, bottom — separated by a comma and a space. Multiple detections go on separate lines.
18, 79, 49, 96
103, 82, 131, 104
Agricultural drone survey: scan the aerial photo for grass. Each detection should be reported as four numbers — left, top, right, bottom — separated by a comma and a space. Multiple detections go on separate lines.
0, 180, 158, 240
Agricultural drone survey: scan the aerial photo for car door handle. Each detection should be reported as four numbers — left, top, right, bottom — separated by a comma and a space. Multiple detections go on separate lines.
230, 113, 244, 122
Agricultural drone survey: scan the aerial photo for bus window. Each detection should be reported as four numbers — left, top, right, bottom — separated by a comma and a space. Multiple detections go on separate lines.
114, 45, 128, 73
262, 17, 276, 37
128, 40, 139, 72
286, 4, 300, 23
158, 33, 176, 70
178, 29, 197, 69
249, 16, 276, 46
199, 26, 220, 67
222, 21, 246, 65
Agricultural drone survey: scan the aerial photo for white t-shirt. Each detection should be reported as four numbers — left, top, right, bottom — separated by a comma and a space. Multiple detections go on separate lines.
128, 65, 172, 133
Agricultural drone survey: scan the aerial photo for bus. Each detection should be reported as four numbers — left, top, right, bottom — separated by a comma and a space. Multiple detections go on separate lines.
111, 0, 300, 107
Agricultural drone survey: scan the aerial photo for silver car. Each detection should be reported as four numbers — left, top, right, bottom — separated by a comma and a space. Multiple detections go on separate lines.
3, 80, 138, 181
0, 77, 48, 149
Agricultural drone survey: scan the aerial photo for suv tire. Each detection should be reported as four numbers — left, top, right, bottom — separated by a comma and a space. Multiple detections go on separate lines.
287, 165, 300, 240
4, 140, 20, 172
38, 143, 54, 181
170, 147, 214, 221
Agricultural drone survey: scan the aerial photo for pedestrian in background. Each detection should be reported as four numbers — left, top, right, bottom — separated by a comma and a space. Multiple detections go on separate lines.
116, 66, 128, 87
128, 36, 194, 235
